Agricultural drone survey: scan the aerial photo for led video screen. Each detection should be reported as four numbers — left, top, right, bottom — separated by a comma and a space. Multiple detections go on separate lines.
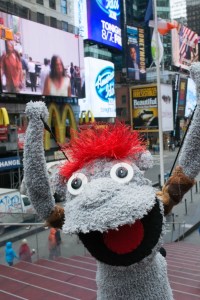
78, 0, 122, 50
0, 12, 85, 98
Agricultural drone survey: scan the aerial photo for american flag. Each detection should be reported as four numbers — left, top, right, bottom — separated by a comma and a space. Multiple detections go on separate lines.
179, 25, 198, 63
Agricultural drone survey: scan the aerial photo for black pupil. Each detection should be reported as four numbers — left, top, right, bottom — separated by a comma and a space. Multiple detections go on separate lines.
116, 167, 128, 178
71, 178, 82, 189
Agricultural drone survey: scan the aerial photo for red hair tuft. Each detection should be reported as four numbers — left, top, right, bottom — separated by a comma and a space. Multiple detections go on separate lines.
60, 122, 146, 179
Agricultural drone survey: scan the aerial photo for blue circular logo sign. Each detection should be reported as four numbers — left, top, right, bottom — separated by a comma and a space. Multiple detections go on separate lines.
95, 66, 115, 103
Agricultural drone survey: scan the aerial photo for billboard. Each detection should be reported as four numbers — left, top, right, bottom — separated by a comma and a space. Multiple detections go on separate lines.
0, 12, 85, 98
79, 57, 116, 118
171, 22, 198, 71
177, 78, 187, 117
160, 84, 173, 132
77, 0, 122, 50
127, 26, 146, 81
185, 78, 197, 117
131, 84, 173, 132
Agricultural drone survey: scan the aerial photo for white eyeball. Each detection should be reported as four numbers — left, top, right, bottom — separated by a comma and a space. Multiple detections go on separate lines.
67, 173, 88, 195
110, 163, 134, 184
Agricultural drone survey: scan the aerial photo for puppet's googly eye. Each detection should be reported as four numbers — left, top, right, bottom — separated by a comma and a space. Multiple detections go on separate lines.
110, 163, 134, 183
67, 173, 88, 195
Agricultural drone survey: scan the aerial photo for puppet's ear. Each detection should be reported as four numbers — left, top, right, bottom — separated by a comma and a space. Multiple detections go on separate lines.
135, 150, 154, 171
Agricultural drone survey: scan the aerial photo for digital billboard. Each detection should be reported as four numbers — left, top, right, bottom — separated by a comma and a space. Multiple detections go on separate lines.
0, 12, 85, 98
79, 57, 116, 118
171, 22, 198, 71
127, 26, 146, 81
77, 0, 122, 50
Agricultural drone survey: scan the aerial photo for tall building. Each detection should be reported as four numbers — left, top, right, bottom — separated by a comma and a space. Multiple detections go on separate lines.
170, 0, 187, 21
186, 0, 200, 35
0, 0, 77, 33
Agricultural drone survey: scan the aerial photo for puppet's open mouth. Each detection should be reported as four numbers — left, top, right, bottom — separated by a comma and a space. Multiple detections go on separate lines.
103, 221, 144, 254
78, 199, 163, 266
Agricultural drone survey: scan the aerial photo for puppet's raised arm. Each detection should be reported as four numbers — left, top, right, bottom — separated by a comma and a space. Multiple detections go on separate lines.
23, 101, 64, 228
157, 63, 200, 215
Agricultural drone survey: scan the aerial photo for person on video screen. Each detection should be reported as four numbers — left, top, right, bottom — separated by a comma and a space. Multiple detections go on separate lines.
1, 40, 23, 93
128, 45, 140, 80
43, 55, 71, 97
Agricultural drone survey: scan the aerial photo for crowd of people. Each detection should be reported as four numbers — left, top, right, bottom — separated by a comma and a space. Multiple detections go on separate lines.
0, 40, 83, 97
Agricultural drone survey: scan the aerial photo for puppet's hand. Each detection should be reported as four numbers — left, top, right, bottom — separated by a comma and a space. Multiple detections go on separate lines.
45, 205, 65, 229
25, 101, 49, 122
156, 166, 195, 215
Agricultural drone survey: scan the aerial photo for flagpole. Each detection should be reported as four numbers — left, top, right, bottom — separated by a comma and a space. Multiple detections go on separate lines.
153, 0, 165, 187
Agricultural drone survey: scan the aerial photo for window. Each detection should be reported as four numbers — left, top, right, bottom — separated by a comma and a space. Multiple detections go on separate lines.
50, 17, 57, 28
121, 95, 126, 104
37, 12, 45, 24
37, 0, 44, 4
61, 0, 67, 14
49, 0, 56, 9
62, 21, 68, 32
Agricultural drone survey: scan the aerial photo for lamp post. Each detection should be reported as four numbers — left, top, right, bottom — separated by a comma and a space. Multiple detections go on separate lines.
153, 0, 165, 187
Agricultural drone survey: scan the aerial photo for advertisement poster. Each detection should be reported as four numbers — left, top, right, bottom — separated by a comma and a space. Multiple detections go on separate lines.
79, 57, 116, 118
131, 85, 158, 130
17, 127, 26, 150
171, 22, 198, 71
160, 84, 173, 132
177, 78, 187, 117
131, 84, 173, 132
127, 25, 146, 81
0, 12, 85, 98
78, 0, 122, 50
185, 78, 197, 117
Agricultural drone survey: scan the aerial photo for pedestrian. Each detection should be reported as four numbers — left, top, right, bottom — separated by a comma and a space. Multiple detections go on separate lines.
55, 228, 62, 256
19, 239, 35, 263
48, 227, 57, 260
5, 241, 18, 266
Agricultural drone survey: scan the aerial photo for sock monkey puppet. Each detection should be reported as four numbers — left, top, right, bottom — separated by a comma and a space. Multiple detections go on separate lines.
22, 63, 200, 299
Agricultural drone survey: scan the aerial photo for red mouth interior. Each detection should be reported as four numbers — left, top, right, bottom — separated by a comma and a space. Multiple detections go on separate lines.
103, 220, 144, 254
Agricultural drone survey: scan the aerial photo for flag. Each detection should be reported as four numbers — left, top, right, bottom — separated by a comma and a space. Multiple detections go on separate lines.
144, 0, 153, 23
178, 25, 198, 63
151, 28, 164, 65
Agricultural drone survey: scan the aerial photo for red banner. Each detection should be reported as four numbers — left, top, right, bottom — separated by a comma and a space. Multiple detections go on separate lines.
0, 125, 8, 140
17, 127, 26, 150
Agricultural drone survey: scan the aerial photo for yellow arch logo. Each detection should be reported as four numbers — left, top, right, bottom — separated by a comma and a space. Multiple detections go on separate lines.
80, 110, 95, 124
44, 103, 77, 150
0, 108, 9, 125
